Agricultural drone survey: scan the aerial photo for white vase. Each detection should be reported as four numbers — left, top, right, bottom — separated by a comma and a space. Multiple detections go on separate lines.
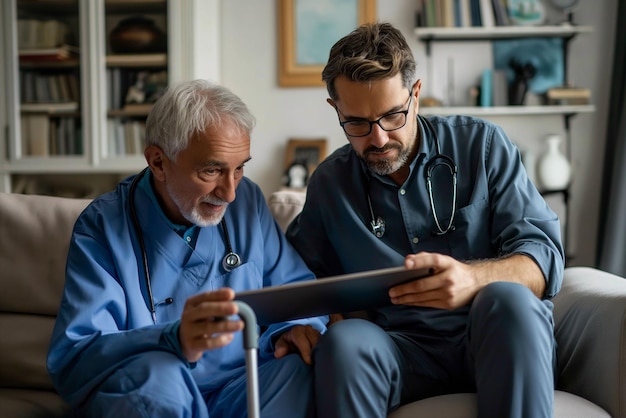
537, 134, 571, 191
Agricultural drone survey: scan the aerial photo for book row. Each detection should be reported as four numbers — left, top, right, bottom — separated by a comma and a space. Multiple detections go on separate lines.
106, 119, 146, 157
417, 0, 517, 28
18, 18, 71, 50
20, 71, 80, 108
20, 115, 82, 157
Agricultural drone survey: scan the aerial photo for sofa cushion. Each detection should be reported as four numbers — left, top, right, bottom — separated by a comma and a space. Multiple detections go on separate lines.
387, 391, 610, 417
0, 388, 71, 418
0, 313, 56, 389
267, 189, 306, 232
0, 193, 90, 315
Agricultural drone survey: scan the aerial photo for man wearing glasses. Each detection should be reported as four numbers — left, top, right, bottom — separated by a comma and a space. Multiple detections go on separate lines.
286, 22, 563, 418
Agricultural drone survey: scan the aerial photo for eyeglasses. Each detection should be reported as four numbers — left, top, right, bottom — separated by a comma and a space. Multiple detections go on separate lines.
336, 93, 413, 137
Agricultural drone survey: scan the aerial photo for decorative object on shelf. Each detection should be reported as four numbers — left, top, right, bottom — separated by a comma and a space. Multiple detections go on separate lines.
537, 134, 571, 191
283, 160, 309, 189
508, 59, 536, 105
493, 38, 564, 103
506, 0, 545, 25
125, 71, 148, 104
109, 16, 166, 54
550, 0, 579, 24
283, 138, 327, 181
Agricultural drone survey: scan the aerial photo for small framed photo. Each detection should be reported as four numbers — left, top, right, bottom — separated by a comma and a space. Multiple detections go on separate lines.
283, 138, 328, 188
277, 0, 377, 87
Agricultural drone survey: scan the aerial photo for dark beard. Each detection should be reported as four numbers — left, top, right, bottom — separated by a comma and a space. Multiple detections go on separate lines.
364, 145, 410, 176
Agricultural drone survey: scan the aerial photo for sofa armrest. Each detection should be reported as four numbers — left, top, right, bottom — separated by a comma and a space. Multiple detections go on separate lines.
552, 266, 626, 418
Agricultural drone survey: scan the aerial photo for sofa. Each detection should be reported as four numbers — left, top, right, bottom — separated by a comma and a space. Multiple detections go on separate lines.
1, 189, 624, 418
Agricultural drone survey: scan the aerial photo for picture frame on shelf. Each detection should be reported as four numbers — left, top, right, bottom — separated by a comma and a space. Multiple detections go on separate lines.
277, 0, 376, 87
283, 138, 328, 188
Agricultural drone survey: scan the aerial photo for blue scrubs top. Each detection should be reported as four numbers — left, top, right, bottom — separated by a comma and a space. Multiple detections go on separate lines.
48, 173, 327, 406
286, 115, 564, 331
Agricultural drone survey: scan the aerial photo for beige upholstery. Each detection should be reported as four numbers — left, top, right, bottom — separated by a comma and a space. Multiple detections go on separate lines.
0, 190, 624, 418
0, 193, 89, 417
270, 189, 625, 418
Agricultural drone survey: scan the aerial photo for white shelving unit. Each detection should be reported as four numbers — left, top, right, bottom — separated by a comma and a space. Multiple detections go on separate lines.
0, 0, 219, 194
414, 24, 594, 260
420, 104, 595, 117
415, 24, 593, 40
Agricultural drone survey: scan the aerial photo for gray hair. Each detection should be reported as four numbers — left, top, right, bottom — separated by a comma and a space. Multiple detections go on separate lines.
144, 79, 256, 159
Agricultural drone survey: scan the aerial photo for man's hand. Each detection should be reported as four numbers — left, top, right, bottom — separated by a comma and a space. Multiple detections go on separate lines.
388, 252, 544, 310
179, 288, 244, 363
274, 325, 322, 365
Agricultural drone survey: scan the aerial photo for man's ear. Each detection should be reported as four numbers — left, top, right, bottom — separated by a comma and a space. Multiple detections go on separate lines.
413, 79, 422, 100
326, 98, 336, 108
144, 145, 166, 182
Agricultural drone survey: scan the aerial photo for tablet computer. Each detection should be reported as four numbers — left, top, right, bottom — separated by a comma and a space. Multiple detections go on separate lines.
235, 266, 431, 325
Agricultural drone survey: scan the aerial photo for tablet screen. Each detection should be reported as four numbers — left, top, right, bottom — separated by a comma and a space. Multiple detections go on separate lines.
235, 266, 431, 325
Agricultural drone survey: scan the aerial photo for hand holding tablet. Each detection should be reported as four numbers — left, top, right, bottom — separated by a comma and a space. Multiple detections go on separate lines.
235, 266, 431, 325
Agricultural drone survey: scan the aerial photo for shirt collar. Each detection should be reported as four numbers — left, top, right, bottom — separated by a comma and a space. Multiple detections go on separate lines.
138, 169, 196, 236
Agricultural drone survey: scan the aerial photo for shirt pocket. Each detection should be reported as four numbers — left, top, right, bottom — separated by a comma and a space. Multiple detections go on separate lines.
216, 261, 262, 293
446, 199, 493, 260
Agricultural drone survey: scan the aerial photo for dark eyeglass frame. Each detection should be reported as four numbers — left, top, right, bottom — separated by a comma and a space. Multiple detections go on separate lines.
336, 92, 413, 138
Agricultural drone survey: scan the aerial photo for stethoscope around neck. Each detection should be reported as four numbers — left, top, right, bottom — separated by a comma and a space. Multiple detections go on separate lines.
128, 168, 242, 323
366, 115, 458, 238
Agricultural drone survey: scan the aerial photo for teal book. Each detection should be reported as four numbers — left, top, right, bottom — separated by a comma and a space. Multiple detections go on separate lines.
481, 69, 493, 107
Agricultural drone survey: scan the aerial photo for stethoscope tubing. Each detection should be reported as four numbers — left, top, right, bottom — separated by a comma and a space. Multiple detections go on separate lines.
367, 115, 458, 237
128, 168, 241, 324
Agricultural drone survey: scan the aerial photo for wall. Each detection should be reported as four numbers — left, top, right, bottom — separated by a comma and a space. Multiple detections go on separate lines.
220, 0, 616, 267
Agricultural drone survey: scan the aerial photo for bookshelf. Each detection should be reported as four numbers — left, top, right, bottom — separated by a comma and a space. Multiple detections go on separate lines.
104, 3, 168, 159
0, 0, 219, 195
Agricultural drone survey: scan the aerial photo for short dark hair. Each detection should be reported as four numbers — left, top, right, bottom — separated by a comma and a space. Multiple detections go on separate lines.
322, 22, 416, 101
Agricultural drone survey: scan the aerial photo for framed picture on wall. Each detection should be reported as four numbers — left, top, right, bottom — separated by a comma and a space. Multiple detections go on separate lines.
283, 138, 328, 188
277, 0, 377, 87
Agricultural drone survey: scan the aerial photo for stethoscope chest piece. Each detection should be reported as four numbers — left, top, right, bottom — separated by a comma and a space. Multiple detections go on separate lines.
222, 252, 242, 272
371, 217, 386, 238
219, 218, 242, 272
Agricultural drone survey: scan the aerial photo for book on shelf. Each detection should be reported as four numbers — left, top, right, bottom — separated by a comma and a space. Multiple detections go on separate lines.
479, 0, 496, 27
106, 53, 167, 66
18, 19, 70, 50
492, 69, 509, 106
19, 44, 79, 62
459, 0, 472, 27
122, 103, 154, 114
492, 0, 510, 26
546, 86, 591, 99
545, 86, 591, 105
21, 102, 79, 113
21, 114, 50, 157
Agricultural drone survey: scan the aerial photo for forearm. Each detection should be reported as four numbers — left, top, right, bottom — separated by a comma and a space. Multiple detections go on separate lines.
468, 254, 546, 298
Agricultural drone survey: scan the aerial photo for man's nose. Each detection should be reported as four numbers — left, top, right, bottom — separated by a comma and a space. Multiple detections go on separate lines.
215, 175, 237, 203
369, 123, 389, 148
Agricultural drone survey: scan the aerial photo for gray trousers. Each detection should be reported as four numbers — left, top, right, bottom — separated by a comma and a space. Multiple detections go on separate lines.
313, 282, 557, 418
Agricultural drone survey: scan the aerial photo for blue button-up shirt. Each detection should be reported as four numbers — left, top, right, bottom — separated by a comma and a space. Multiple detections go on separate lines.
48, 173, 327, 407
287, 115, 564, 331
